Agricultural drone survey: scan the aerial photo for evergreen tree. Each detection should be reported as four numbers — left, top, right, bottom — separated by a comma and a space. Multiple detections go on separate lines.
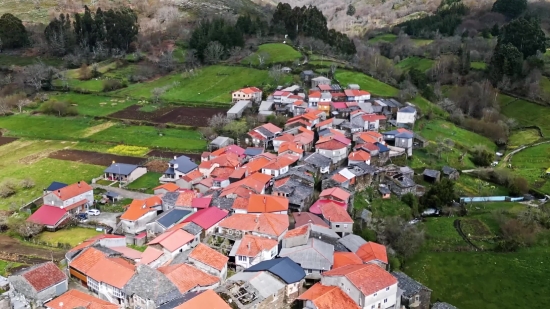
488, 42, 524, 84
44, 13, 75, 55
103, 8, 138, 51
491, 24, 500, 36
0, 13, 29, 49
492, 0, 527, 19
458, 46, 470, 75
498, 17, 546, 58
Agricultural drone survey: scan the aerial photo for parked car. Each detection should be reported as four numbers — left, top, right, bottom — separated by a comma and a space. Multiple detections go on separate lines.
87, 209, 101, 216
77, 213, 88, 222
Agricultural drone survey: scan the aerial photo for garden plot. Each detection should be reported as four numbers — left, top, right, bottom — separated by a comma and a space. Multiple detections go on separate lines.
108, 105, 227, 127
48, 149, 146, 166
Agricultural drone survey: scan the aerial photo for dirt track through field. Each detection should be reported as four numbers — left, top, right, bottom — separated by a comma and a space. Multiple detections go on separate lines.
0, 235, 65, 262
0, 136, 17, 146
81, 122, 115, 137
49, 149, 146, 166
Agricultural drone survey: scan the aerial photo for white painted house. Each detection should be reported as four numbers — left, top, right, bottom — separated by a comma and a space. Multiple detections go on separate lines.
231, 234, 278, 269
42, 181, 94, 214
396, 106, 417, 127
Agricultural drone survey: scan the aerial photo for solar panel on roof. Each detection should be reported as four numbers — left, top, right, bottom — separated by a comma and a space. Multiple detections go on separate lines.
157, 209, 192, 228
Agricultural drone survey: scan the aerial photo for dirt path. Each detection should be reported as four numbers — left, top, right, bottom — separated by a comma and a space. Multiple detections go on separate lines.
81, 121, 115, 137
502, 140, 550, 163
0, 235, 65, 262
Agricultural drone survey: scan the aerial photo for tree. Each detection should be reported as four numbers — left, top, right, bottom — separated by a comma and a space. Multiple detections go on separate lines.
151, 87, 167, 104
0, 13, 29, 49
257, 52, 269, 67
492, 0, 527, 19
420, 178, 457, 209
498, 18, 546, 58
208, 113, 231, 132
189, 18, 244, 63
7, 213, 43, 237
401, 193, 419, 217
471, 145, 495, 166
157, 50, 175, 72
269, 65, 283, 85
346, 4, 356, 16
382, 217, 425, 260
44, 13, 74, 56
103, 8, 138, 51
79, 63, 92, 80
15, 98, 31, 113
223, 121, 248, 138
488, 42, 523, 84
23, 62, 52, 92
204, 41, 225, 64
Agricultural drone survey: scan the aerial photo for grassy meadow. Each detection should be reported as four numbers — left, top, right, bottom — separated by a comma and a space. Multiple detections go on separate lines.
396, 57, 434, 72
499, 94, 550, 136
37, 227, 102, 246
335, 70, 399, 97
241, 43, 302, 65
510, 143, 550, 193
45, 93, 137, 116
126, 172, 163, 193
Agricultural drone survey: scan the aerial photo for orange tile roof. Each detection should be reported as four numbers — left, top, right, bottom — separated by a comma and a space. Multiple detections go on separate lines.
188, 243, 229, 271
355, 132, 377, 144
278, 142, 304, 155
315, 139, 347, 150
154, 183, 179, 192
298, 283, 360, 309
45, 289, 118, 309
294, 133, 314, 145
320, 187, 351, 202
261, 123, 282, 134
237, 87, 261, 94
87, 257, 135, 289
158, 263, 219, 294
321, 202, 353, 223
333, 252, 363, 269
175, 290, 231, 309
229, 167, 246, 179
263, 154, 299, 170
323, 264, 397, 296
211, 167, 236, 179
331, 173, 348, 184
50, 181, 93, 201
283, 224, 310, 239
348, 150, 371, 161
309, 92, 321, 98
139, 246, 164, 265
247, 194, 288, 213
273, 177, 290, 188
182, 169, 203, 182
120, 196, 162, 221
23, 261, 66, 292
219, 213, 288, 238
199, 153, 240, 169
175, 191, 195, 207
221, 172, 272, 197
197, 177, 214, 188
243, 157, 273, 174
236, 234, 278, 257
232, 197, 249, 210
356, 242, 388, 264
69, 247, 107, 274
148, 229, 194, 252
365, 131, 383, 139
274, 134, 294, 142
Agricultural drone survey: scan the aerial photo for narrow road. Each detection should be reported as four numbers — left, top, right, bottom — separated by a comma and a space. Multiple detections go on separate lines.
502, 140, 550, 163
92, 184, 154, 200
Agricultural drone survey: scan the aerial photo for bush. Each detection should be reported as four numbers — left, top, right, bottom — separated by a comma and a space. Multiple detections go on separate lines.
40, 100, 78, 116
20, 178, 35, 189
103, 79, 124, 92
389, 256, 401, 271
471, 145, 494, 167
0, 180, 16, 198
361, 228, 378, 242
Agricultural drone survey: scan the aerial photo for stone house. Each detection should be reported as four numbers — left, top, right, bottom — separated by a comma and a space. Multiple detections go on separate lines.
392, 271, 432, 309
442, 166, 460, 180
188, 243, 229, 280
231, 234, 278, 270
8, 262, 68, 307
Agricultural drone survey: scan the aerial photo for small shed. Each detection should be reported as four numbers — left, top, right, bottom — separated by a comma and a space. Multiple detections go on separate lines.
442, 166, 459, 180
348, 84, 360, 90
423, 169, 441, 183
227, 100, 251, 119
209, 136, 234, 151
379, 186, 391, 199
311, 76, 331, 88
414, 134, 428, 148
300, 70, 315, 82
281, 67, 292, 74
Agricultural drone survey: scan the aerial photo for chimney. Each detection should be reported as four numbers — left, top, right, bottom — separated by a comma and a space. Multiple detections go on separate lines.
57, 189, 61, 196
247, 242, 250, 249
255, 214, 259, 223
263, 196, 266, 204
174, 156, 177, 160
77, 181, 80, 188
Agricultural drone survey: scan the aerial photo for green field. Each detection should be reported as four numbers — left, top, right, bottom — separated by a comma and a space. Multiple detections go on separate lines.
410, 96, 447, 118
507, 129, 541, 149
510, 143, 550, 193
45, 93, 137, 116
335, 70, 399, 97
88, 124, 206, 151
396, 57, 434, 72
500, 96, 550, 136
368, 34, 398, 43
0, 260, 23, 276
0, 115, 99, 140
455, 174, 509, 197
126, 172, 162, 193
418, 119, 496, 151
542, 77, 550, 96
37, 227, 102, 246
470, 62, 487, 70
242, 43, 302, 65
0, 140, 105, 209
116, 65, 291, 103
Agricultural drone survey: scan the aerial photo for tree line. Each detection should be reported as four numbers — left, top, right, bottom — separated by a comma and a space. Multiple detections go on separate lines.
397, 0, 468, 38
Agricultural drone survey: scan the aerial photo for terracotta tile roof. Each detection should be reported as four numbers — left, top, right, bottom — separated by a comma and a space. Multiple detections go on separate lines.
121, 196, 162, 221
201, 152, 210, 158
248, 130, 266, 141
309, 92, 321, 98
333, 252, 363, 269
158, 263, 219, 294
261, 123, 282, 134
229, 167, 246, 179
243, 157, 273, 174
22, 262, 66, 292
278, 142, 304, 155
219, 213, 289, 238
331, 173, 348, 184
211, 167, 235, 179
365, 131, 383, 139
221, 172, 272, 196
232, 197, 249, 210
273, 177, 290, 188
315, 139, 347, 150
321, 202, 353, 223
320, 187, 351, 202
182, 170, 203, 182
238, 87, 261, 94
283, 225, 310, 239
274, 134, 294, 142
236, 234, 278, 257
309, 199, 347, 215
324, 264, 397, 296
317, 118, 333, 128
356, 142, 379, 152
175, 290, 231, 309
197, 177, 214, 188
348, 150, 371, 161
292, 212, 329, 228
148, 229, 194, 252
247, 194, 288, 213
199, 153, 240, 169
188, 243, 228, 271
175, 190, 195, 207
263, 154, 299, 170
139, 246, 164, 265
344, 89, 370, 97
45, 289, 118, 309
154, 183, 180, 192
191, 197, 211, 209
87, 257, 135, 289
356, 242, 388, 264
294, 133, 314, 145
110, 246, 142, 260
70, 247, 107, 274
298, 283, 360, 309
49, 181, 93, 201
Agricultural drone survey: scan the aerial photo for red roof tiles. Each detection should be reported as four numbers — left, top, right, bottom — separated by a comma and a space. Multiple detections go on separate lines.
87, 258, 135, 289
188, 243, 229, 271
70, 247, 107, 274
153, 183, 180, 192
49, 181, 93, 201
321, 202, 353, 223
356, 242, 388, 264
236, 234, 278, 257
247, 194, 289, 213
175, 290, 231, 309
333, 252, 363, 269
323, 264, 397, 296
45, 289, 118, 309
292, 212, 329, 228
182, 207, 228, 229
121, 196, 162, 221
298, 283, 360, 309
158, 263, 219, 293
320, 187, 351, 202
22, 262, 66, 292
219, 213, 289, 238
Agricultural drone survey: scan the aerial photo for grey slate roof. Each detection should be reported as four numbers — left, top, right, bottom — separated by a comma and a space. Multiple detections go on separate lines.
432, 302, 458, 309
312, 76, 331, 82
338, 234, 367, 253
259, 101, 274, 111
124, 265, 182, 306
256, 127, 275, 138
442, 166, 457, 175
310, 224, 340, 239
279, 238, 334, 271
104, 163, 139, 175
170, 249, 191, 265
275, 168, 314, 184
392, 271, 431, 298
379, 186, 391, 194
182, 222, 202, 235
228, 271, 285, 298
162, 192, 180, 209
394, 176, 416, 188
227, 100, 250, 115
169, 156, 198, 174
398, 106, 417, 113
348, 162, 377, 176
423, 169, 440, 178
157, 291, 201, 309
303, 152, 331, 168
210, 196, 235, 211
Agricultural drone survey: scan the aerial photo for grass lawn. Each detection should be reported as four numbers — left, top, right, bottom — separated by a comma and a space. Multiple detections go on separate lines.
354, 194, 412, 219
0, 260, 23, 276
421, 217, 467, 251
499, 95, 550, 136
417, 119, 496, 151
53, 78, 105, 92
128, 245, 147, 252
403, 246, 550, 309
241, 43, 302, 65
37, 227, 102, 246
0, 115, 100, 140
396, 57, 434, 72
88, 124, 206, 152
45, 93, 137, 116
507, 129, 541, 149
368, 34, 398, 43
471, 61, 486, 70
542, 76, 550, 96
410, 96, 447, 118
116, 65, 291, 103
412, 38, 433, 46
409, 146, 476, 170
510, 143, 550, 192
103, 64, 139, 81
126, 172, 162, 193
0, 140, 105, 209
455, 174, 509, 197
335, 70, 399, 97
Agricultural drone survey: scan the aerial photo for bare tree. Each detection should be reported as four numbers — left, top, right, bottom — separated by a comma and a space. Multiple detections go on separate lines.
208, 113, 230, 132
257, 52, 269, 67
329, 64, 337, 79
157, 50, 175, 72
228, 46, 243, 62
185, 49, 199, 67
0, 98, 11, 115
204, 41, 225, 64
15, 99, 32, 113
23, 62, 50, 91
151, 87, 167, 104
269, 65, 283, 85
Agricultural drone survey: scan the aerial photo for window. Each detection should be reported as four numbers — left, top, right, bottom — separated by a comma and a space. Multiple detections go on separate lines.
384, 299, 388, 303
335, 224, 340, 228
307, 269, 312, 274
415, 296, 420, 301
343, 224, 348, 228
239, 256, 247, 262
374, 293, 377, 297
386, 287, 390, 291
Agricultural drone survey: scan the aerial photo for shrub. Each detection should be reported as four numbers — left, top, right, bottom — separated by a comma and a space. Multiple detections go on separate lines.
103, 79, 124, 92
20, 178, 35, 189
389, 256, 401, 271
361, 228, 378, 242
40, 100, 78, 116
471, 145, 494, 167
79, 64, 92, 80
0, 180, 16, 198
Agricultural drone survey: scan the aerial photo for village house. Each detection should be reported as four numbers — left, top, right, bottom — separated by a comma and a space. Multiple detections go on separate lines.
188, 243, 229, 280
261, 154, 299, 177
8, 262, 68, 307
153, 183, 180, 195
120, 196, 163, 244
220, 172, 273, 198
123, 264, 182, 309
247, 123, 283, 149
148, 228, 197, 260
298, 283, 360, 309
320, 264, 398, 309
181, 207, 229, 238
292, 212, 329, 228
217, 213, 289, 241
300, 70, 315, 84
348, 150, 371, 165
315, 135, 352, 165
232, 87, 262, 104
42, 181, 93, 214
383, 128, 414, 157
159, 263, 220, 295
160, 155, 199, 183
227, 100, 251, 119
279, 238, 334, 280
282, 223, 341, 251
319, 202, 354, 236
338, 234, 389, 269
44, 181, 67, 194
26, 205, 70, 230
442, 166, 460, 180
272, 170, 315, 212
386, 173, 417, 197
209, 136, 235, 151
231, 234, 279, 269
423, 169, 441, 183
344, 89, 371, 103
103, 163, 147, 184
234, 194, 289, 215
392, 271, 432, 309
86, 256, 136, 305
45, 289, 118, 309
396, 106, 417, 128
311, 76, 331, 88
302, 152, 333, 175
